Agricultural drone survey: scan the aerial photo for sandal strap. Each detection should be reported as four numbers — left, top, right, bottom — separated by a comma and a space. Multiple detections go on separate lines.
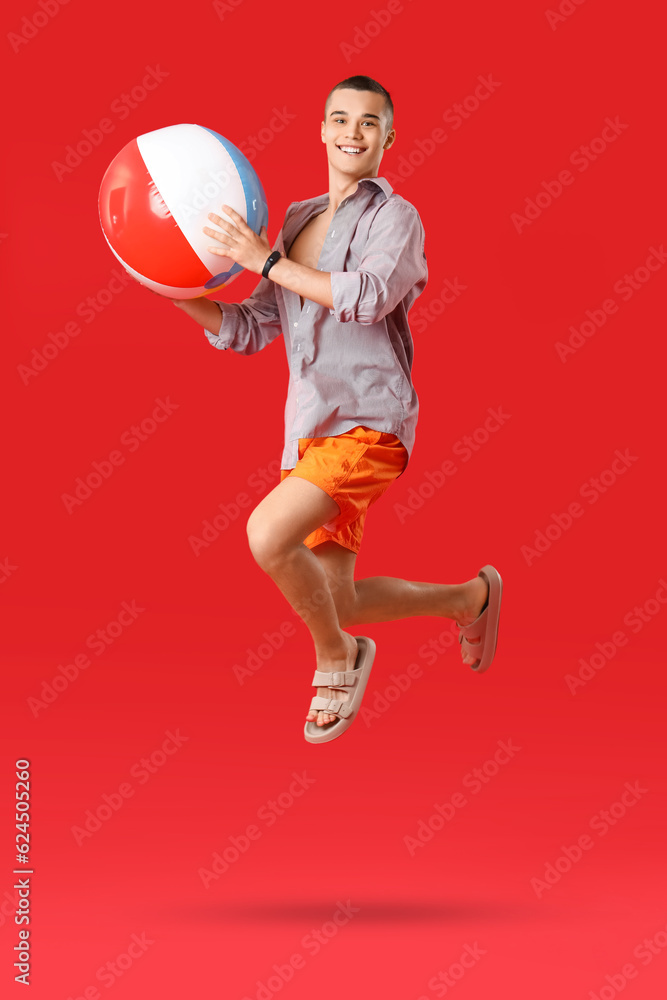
459, 634, 483, 661
457, 609, 487, 644
311, 669, 359, 688
309, 695, 353, 718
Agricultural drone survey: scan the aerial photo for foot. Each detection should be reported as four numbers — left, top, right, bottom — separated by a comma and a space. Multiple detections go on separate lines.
454, 575, 490, 666
306, 631, 360, 728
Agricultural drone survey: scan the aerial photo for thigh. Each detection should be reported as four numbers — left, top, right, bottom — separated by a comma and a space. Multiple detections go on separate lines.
322, 427, 408, 540
276, 426, 408, 555
280, 425, 407, 558
247, 474, 341, 549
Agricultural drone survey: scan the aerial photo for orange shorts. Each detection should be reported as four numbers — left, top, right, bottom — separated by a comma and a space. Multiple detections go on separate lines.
279, 425, 408, 554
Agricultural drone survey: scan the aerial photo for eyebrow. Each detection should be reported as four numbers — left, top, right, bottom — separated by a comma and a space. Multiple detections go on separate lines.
329, 110, 381, 120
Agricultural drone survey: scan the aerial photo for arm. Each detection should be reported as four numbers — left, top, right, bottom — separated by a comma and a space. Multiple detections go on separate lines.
202, 271, 283, 354
327, 201, 428, 325
265, 257, 333, 309
171, 263, 283, 356
201, 200, 427, 326
266, 202, 427, 321
172, 296, 223, 333
204, 204, 333, 308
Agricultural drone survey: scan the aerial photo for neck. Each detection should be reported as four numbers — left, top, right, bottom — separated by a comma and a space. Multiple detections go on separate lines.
325, 169, 377, 215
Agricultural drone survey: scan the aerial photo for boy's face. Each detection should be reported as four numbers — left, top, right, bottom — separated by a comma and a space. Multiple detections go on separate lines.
321, 88, 395, 180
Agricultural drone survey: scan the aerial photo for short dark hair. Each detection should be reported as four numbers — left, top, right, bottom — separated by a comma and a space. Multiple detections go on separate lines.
324, 75, 394, 131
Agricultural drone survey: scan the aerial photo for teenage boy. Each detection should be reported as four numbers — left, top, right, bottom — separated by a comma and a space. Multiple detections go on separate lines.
157, 75, 502, 743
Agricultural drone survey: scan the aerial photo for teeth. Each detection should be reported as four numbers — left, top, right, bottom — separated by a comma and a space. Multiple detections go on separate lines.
339, 146, 363, 154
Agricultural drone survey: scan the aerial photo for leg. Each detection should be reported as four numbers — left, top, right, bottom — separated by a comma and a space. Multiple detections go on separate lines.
312, 543, 490, 666
245, 476, 360, 728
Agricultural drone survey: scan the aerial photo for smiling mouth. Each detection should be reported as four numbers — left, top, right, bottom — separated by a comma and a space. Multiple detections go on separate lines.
337, 145, 366, 155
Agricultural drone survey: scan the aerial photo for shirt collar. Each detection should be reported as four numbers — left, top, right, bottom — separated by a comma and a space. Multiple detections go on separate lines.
357, 175, 393, 199
282, 175, 394, 251
304, 175, 394, 208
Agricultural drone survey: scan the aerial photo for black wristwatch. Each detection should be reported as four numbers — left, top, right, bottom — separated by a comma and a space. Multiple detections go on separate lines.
262, 250, 283, 278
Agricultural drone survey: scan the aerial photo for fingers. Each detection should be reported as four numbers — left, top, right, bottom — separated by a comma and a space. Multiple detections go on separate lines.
220, 203, 241, 219
218, 204, 251, 231
204, 220, 230, 238
207, 206, 240, 228
203, 224, 229, 243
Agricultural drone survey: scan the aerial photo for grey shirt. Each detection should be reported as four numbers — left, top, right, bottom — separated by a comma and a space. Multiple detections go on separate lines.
203, 175, 428, 471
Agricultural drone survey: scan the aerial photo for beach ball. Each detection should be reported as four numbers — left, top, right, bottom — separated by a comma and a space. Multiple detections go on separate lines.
98, 123, 268, 298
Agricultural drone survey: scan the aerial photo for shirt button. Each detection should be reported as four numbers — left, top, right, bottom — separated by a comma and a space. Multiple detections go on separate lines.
293, 322, 298, 327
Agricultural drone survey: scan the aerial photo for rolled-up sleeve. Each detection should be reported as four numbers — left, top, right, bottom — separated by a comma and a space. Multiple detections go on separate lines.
204, 246, 284, 355
329, 202, 427, 325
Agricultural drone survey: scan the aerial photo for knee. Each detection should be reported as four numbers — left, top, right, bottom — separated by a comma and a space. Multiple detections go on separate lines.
246, 511, 283, 570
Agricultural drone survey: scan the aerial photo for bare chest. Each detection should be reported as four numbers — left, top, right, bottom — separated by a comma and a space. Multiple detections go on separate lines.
287, 211, 330, 309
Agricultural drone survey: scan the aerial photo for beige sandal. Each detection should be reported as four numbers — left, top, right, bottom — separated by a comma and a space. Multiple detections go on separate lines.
457, 565, 503, 673
304, 636, 376, 744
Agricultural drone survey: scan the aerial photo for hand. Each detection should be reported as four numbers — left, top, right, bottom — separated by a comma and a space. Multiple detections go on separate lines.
203, 204, 272, 275
129, 272, 187, 304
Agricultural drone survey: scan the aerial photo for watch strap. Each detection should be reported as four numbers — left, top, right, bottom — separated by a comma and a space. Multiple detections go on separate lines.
262, 250, 282, 278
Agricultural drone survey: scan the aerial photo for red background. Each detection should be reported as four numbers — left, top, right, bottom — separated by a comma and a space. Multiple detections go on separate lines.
2, 1, 666, 997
